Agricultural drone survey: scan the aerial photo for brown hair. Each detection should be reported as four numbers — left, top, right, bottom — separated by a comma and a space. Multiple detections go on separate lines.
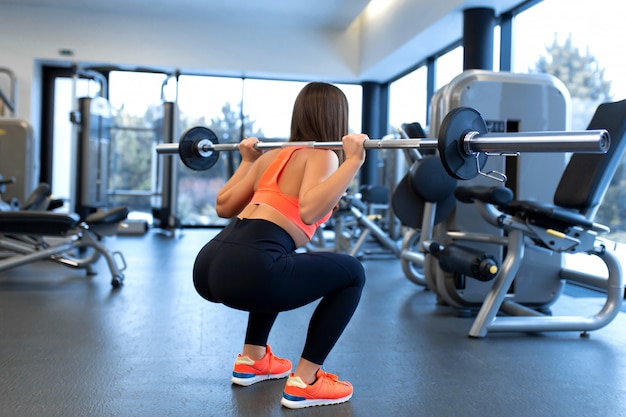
289, 82, 349, 144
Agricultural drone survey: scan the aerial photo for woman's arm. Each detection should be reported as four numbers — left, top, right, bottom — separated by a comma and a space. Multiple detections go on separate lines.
215, 138, 263, 218
299, 133, 367, 224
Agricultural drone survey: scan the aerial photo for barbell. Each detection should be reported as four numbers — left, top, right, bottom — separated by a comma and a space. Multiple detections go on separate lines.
156, 107, 610, 180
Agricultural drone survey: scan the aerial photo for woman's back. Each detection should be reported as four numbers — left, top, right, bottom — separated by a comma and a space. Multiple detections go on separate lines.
238, 147, 338, 247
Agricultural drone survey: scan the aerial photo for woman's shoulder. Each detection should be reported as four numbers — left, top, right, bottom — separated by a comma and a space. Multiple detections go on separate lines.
295, 147, 337, 157
296, 147, 338, 164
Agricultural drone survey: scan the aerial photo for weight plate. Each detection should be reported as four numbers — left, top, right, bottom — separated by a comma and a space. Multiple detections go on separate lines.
437, 107, 488, 180
179, 126, 220, 171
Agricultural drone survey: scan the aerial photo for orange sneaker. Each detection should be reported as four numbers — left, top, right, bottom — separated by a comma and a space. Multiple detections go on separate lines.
280, 368, 353, 409
231, 345, 292, 386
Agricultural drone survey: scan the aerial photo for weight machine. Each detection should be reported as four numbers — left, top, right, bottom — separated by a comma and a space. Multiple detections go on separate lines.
392, 71, 625, 337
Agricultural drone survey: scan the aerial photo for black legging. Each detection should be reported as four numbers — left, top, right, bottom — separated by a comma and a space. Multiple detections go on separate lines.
193, 217, 366, 365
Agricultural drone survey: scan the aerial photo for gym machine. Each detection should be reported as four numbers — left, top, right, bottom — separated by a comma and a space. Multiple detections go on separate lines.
410, 70, 573, 312
0, 67, 38, 205
151, 71, 181, 233
70, 66, 112, 220
393, 71, 625, 337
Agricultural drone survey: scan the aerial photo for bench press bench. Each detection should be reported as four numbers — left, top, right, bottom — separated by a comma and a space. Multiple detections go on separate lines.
0, 206, 129, 288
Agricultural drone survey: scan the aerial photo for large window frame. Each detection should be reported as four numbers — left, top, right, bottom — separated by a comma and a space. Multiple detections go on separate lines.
42, 70, 363, 227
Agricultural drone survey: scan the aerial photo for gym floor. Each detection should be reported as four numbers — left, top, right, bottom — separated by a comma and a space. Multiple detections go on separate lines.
1, 228, 626, 417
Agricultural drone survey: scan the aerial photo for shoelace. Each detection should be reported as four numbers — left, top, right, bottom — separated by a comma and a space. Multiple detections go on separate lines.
319, 369, 340, 383
266, 352, 273, 376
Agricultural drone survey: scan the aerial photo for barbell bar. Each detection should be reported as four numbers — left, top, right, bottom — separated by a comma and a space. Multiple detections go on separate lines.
156, 107, 610, 180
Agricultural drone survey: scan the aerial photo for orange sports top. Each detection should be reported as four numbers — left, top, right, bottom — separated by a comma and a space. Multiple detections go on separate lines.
249, 147, 333, 239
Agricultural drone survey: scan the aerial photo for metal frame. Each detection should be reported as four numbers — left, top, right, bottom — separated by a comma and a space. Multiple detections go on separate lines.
0, 211, 127, 288
462, 201, 623, 338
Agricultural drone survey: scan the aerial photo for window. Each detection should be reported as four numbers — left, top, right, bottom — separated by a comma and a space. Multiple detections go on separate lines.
435, 46, 464, 91
493, 24, 501, 72
512, 0, 626, 242
338, 83, 364, 134
242, 79, 306, 139
105, 73, 363, 227
388, 66, 428, 133
107, 71, 167, 216
512, 0, 624, 129
175, 75, 245, 226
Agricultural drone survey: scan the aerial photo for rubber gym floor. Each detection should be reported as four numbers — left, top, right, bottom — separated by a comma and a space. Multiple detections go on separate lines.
1, 228, 626, 417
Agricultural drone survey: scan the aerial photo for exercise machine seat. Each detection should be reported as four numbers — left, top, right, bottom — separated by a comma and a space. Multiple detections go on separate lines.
0, 211, 80, 235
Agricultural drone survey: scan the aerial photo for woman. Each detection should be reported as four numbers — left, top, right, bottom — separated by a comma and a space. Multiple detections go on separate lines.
193, 82, 368, 409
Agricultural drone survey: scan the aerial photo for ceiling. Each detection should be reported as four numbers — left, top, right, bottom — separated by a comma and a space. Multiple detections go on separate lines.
0, 0, 529, 82
0, 0, 372, 29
